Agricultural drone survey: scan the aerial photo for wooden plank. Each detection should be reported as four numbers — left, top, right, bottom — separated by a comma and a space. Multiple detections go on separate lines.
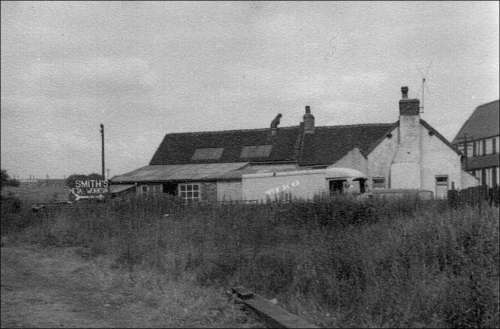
231, 286, 319, 329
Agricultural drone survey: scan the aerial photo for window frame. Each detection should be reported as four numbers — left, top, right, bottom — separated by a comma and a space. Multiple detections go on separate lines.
178, 183, 201, 201
372, 177, 386, 189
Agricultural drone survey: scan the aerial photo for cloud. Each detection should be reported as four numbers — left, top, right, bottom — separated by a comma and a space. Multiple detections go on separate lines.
24, 57, 158, 98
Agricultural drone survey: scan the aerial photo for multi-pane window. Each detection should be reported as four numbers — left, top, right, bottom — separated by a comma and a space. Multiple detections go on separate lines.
372, 177, 385, 189
178, 183, 201, 201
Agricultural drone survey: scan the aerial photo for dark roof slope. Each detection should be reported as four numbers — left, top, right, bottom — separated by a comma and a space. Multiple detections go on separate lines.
150, 126, 300, 165
298, 123, 396, 165
453, 100, 499, 143
150, 123, 397, 166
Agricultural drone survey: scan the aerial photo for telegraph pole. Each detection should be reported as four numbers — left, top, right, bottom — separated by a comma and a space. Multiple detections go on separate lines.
100, 124, 105, 180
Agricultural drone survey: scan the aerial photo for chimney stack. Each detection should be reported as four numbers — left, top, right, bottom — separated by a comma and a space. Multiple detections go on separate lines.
303, 105, 315, 134
270, 113, 282, 136
399, 86, 420, 116
390, 86, 422, 189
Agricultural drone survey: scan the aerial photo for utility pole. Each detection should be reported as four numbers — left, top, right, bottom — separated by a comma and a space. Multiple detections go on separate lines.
100, 123, 105, 180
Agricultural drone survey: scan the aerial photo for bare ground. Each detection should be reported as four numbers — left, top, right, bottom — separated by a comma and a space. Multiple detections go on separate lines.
1, 245, 262, 328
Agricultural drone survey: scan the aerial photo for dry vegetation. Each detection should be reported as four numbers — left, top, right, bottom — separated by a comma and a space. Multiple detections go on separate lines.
2, 186, 499, 328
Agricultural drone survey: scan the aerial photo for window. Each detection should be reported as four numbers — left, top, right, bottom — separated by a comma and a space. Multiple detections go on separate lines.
457, 143, 465, 154
474, 140, 482, 156
192, 148, 224, 161
485, 138, 493, 155
466, 142, 473, 157
372, 177, 385, 189
435, 176, 449, 185
142, 185, 148, 193
495, 136, 500, 154
178, 183, 201, 201
240, 145, 272, 158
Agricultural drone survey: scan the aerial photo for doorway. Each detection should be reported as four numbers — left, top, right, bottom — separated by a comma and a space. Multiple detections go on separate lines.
162, 182, 178, 196
435, 175, 449, 199
329, 179, 346, 195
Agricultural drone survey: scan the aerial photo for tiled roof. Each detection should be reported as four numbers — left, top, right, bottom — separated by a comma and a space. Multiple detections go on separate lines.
453, 100, 500, 143
150, 123, 396, 166
111, 163, 249, 183
297, 124, 396, 165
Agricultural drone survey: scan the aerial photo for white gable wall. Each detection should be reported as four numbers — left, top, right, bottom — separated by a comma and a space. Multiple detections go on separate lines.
366, 127, 399, 189
330, 148, 368, 174
364, 122, 478, 194
420, 126, 475, 191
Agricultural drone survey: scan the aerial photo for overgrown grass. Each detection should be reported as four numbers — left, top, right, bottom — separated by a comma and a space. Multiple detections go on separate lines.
2, 194, 499, 328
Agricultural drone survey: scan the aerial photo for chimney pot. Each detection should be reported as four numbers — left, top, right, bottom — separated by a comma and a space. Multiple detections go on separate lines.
401, 86, 409, 99
305, 105, 311, 114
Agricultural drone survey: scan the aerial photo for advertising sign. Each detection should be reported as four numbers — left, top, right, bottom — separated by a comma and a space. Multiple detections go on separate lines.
70, 179, 108, 201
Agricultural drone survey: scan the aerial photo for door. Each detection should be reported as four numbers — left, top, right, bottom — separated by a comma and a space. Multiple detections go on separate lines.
435, 175, 449, 199
162, 182, 178, 196
329, 179, 346, 195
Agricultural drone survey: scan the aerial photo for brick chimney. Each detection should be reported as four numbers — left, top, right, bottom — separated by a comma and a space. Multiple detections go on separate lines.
270, 113, 282, 136
390, 86, 422, 189
303, 106, 315, 134
399, 86, 420, 116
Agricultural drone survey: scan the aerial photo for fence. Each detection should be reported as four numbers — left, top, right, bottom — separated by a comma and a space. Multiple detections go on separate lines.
447, 185, 500, 207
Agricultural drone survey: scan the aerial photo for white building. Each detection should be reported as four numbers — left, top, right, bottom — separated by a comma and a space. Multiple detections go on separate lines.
112, 86, 478, 200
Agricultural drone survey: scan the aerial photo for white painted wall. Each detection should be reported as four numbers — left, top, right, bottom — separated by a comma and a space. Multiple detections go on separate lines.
391, 114, 422, 189
242, 170, 328, 201
217, 181, 242, 201
367, 127, 399, 189
330, 148, 368, 174
366, 121, 479, 194
420, 126, 477, 191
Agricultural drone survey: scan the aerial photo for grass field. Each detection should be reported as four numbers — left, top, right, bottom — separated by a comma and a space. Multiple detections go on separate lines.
2, 187, 499, 328
1, 181, 69, 203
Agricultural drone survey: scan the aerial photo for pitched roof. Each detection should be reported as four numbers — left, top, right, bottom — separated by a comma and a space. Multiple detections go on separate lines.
453, 100, 500, 143
150, 126, 300, 165
149, 123, 397, 166
111, 163, 249, 183
297, 123, 396, 165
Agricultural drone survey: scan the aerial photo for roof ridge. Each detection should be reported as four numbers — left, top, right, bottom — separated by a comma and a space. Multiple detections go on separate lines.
166, 122, 396, 136
166, 125, 300, 136
476, 99, 499, 109
315, 122, 396, 129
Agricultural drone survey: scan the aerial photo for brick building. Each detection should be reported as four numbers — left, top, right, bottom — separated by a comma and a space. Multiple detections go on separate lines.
111, 86, 477, 200
452, 100, 500, 187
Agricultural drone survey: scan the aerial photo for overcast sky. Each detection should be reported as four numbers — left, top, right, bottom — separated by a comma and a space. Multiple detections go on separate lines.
1, 1, 498, 179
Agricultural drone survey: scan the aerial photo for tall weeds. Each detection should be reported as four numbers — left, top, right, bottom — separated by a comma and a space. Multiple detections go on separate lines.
3, 194, 499, 328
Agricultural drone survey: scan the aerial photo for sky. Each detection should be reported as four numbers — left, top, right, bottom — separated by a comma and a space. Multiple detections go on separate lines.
1, 1, 498, 179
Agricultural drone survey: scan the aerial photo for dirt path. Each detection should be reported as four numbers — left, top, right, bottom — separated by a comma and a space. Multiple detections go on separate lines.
1, 245, 261, 328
